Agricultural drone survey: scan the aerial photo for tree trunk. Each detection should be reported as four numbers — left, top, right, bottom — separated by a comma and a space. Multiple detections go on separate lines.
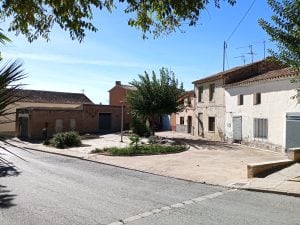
148, 115, 155, 136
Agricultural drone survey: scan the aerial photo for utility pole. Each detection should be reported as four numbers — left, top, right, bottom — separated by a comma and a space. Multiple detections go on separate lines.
120, 100, 125, 142
223, 41, 227, 72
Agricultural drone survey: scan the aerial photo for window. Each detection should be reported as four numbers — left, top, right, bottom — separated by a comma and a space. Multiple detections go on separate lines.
208, 117, 215, 132
55, 119, 63, 133
198, 86, 203, 102
180, 117, 184, 125
238, 94, 244, 105
254, 93, 261, 105
70, 119, 76, 130
209, 83, 215, 101
187, 97, 191, 106
254, 118, 268, 138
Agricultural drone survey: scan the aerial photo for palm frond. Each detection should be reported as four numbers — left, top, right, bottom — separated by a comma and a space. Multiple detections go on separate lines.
0, 60, 26, 117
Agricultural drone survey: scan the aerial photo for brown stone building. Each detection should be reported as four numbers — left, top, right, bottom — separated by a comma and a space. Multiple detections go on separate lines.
16, 104, 124, 139
0, 89, 93, 137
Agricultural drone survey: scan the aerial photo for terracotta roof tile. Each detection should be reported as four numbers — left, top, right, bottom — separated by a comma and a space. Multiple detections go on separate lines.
225, 68, 296, 88
14, 89, 94, 104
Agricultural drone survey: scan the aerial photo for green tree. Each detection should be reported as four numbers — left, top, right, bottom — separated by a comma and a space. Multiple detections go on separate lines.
259, 0, 300, 70
0, 0, 236, 42
126, 68, 184, 135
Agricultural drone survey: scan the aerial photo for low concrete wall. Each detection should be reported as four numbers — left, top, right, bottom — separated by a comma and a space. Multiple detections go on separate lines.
247, 159, 294, 178
288, 148, 300, 162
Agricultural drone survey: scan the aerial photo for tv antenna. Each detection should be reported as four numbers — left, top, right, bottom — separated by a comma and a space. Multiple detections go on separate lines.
236, 44, 256, 63
234, 55, 246, 65
252, 40, 266, 59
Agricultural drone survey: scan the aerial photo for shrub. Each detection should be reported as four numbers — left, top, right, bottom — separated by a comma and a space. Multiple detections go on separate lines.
91, 144, 187, 156
130, 116, 150, 137
49, 131, 81, 149
129, 134, 140, 150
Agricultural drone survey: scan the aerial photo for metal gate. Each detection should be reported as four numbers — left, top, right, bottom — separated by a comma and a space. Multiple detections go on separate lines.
19, 117, 28, 138
286, 112, 300, 150
99, 113, 112, 133
233, 116, 242, 142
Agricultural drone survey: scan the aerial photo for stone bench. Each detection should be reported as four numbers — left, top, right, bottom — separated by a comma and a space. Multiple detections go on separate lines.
287, 148, 300, 162
247, 159, 294, 178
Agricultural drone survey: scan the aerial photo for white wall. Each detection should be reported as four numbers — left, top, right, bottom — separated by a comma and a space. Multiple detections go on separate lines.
225, 78, 300, 152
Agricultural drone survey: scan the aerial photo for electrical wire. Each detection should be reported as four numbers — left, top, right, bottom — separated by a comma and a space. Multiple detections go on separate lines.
226, 0, 257, 42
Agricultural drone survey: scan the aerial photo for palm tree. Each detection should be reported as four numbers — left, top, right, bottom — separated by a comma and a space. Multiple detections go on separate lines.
0, 60, 26, 124
0, 30, 26, 158
0, 29, 26, 126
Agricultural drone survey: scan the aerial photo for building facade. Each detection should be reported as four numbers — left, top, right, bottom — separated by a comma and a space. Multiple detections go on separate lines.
175, 90, 197, 135
0, 90, 93, 137
192, 59, 283, 141
225, 68, 300, 153
16, 104, 125, 140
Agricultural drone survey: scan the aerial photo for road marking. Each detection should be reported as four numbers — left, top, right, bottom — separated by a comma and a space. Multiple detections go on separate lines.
107, 189, 236, 225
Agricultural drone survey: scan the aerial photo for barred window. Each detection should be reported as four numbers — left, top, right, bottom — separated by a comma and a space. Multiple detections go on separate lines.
254, 93, 261, 105
254, 118, 268, 138
198, 86, 203, 102
238, 94, 244, 105
180, 117, 184, 125
208, 117, 215, 132
209, 84, 215, 101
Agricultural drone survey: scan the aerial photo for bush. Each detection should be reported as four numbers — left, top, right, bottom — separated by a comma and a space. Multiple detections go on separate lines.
91, 144, 187, 156
49, 131, 81, 149
130, 116, 150, 137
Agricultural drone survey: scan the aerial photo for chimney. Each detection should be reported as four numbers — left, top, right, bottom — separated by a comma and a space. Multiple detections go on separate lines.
115, 81, 121, 86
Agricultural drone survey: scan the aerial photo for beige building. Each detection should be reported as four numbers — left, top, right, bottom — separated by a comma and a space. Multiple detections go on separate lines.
175, 91, 196, 135
0, 89, 93, 136
193, 59, 282, 141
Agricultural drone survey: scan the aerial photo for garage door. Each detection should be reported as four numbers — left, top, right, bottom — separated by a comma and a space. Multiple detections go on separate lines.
99, 113, 112, 133
233, 116, 242, 142
286, 112, 300, 151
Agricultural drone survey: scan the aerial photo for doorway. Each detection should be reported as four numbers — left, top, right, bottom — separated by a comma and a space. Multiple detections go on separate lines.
187, 116, 192, 134
99, 113, 112, 133
233, 116, 242, 143
198, 113, 203, 137
19, 117, 28, 138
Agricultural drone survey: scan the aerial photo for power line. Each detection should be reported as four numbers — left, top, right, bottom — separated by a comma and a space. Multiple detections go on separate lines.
226, 0, 257, 42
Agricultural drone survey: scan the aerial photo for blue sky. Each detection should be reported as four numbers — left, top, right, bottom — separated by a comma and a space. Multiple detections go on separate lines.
2, 0, 275, 104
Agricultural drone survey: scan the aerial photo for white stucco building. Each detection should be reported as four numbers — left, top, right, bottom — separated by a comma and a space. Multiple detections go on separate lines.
192, 59, 282, 141
225, 68, 300, 153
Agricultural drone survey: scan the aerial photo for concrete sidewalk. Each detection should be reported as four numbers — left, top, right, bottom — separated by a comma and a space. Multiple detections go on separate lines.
5, 131, 299, 196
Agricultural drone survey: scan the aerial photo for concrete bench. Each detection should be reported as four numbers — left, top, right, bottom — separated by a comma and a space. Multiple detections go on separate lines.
247, 159, 294, 178
288, 148, 300, 162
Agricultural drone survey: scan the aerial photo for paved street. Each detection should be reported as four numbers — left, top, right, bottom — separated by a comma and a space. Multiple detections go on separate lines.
0, 146, 299, 225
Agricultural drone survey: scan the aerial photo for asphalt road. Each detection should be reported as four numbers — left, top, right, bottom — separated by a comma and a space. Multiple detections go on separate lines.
0, 145, 299, 225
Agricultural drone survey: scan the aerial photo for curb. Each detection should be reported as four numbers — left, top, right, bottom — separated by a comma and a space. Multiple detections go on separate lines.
14, 144, 300, 198
240, 187, 300, 198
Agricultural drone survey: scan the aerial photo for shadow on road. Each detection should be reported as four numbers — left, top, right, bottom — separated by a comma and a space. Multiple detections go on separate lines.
162, 137, 237, 151
0, 156, 21, 177
0, 184, 17, 208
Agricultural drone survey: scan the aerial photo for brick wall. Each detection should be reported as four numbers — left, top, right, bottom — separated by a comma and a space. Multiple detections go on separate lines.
109, 86, 128, 106
16, 104, 127, 140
